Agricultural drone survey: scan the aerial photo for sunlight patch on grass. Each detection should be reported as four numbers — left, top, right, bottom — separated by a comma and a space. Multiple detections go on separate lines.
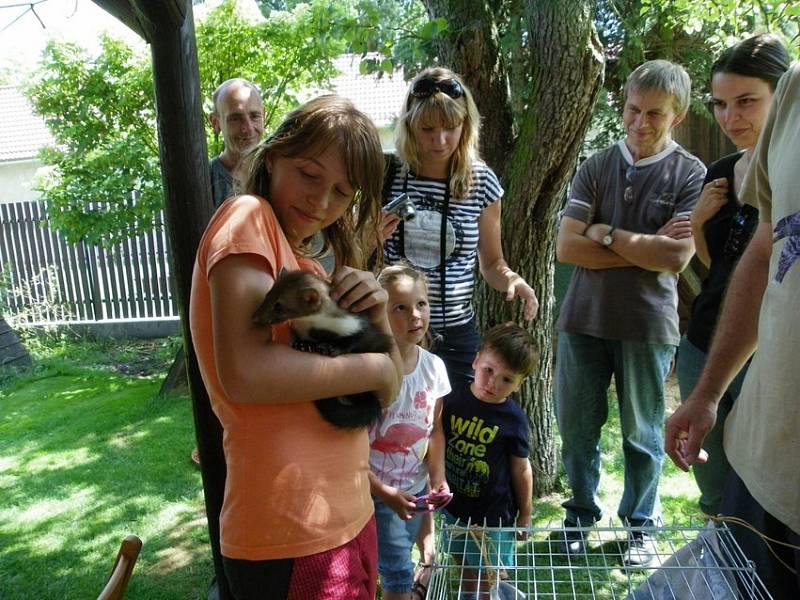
4, 488, 96, 530
107, 427, 150, 450
0, 343, 208, 600
24, 447, 98, 473
56, 386, 105, 400
151, 505, 209, 574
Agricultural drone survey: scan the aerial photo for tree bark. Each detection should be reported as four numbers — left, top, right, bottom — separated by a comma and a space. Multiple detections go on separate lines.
422, 0, 604, 494
0, 316, 33, 374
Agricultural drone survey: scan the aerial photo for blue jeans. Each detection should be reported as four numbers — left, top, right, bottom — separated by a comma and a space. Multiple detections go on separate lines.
719, 469, 800, 600
431, 317, 480, 390
555, 331, 675, 526
676, 336, 749, 516
373, 495, 425, 594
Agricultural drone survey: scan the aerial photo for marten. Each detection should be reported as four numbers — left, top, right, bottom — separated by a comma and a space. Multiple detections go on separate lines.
252, 269, 393, 429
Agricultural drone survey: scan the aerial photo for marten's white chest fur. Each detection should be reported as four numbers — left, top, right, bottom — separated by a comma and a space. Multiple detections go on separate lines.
291, 308, 364, 341
252, 269, 373, 342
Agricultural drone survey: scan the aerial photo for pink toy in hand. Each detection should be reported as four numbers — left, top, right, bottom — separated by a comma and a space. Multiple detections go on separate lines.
414, 490, 453, 513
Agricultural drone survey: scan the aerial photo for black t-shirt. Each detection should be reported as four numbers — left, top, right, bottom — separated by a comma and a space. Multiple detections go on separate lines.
687, 152, 759, 352
442, 382, 529, 526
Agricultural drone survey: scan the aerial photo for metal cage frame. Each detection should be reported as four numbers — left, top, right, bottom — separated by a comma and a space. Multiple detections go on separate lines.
426, 518, 771, 599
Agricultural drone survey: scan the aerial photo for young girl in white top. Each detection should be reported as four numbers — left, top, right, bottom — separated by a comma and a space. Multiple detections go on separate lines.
369, 265, 452, 600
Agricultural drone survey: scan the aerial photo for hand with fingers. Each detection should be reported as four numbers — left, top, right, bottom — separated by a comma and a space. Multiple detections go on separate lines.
382, 485, 419, 521
691, 178, 729, 229
515, 514, 530, 541
665, 393, 715, 472
330, 266, 390, 326
505, 275, 539, 321
657, 214, 693, 240
379, 212, 401, 244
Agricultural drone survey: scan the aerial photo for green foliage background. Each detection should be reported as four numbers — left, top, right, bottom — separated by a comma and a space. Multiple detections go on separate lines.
26, 0, 369, 246
22, 0, 800, 245
588, 0, 800, 152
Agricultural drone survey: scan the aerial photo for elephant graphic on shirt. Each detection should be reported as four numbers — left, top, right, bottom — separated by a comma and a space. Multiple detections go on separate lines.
465, 459, 490, 482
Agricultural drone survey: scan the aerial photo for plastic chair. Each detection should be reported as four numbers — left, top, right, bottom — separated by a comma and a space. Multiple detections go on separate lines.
97, 535, 143, 600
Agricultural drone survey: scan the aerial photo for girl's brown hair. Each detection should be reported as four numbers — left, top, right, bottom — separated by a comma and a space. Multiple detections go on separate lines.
394, 67, 482, 199
239, 95, 384, 268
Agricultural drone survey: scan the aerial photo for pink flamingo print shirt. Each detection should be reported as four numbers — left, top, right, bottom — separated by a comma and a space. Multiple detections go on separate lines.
369, 347, 451, 493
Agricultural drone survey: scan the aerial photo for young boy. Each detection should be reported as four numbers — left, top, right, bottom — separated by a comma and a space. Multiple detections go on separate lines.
439, 322, 537, 599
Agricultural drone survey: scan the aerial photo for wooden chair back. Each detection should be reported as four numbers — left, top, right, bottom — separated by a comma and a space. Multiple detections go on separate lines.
96, 535, 142, 600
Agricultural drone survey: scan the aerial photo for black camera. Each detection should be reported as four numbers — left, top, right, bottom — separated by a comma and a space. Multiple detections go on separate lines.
383, 193, 416, 221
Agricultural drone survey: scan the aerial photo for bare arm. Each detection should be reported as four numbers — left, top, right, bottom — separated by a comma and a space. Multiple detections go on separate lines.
690, 178, 729, 267
585, 222, 696, 273
427, 397, 448, 493
666, 221, 772, 470
510, 455, 533, 537
477, 200, 539, 320
211, 253, 400, 405
556, 215, 634, 269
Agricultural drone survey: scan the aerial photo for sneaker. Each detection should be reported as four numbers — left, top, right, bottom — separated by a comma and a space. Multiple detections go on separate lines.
621, 531, 658, 568
558, 522, 586, 555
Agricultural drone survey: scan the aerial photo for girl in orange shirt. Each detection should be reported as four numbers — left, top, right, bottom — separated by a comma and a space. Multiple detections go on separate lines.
190, 95, 402, 599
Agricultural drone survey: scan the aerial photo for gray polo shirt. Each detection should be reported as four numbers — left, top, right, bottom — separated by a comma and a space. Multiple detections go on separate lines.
557, 141, 705, 345
210, 155, 233, 209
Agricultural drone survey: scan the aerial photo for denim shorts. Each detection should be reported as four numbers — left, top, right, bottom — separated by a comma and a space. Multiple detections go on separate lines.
440, 511, 517, 569
373, 495, 425, 593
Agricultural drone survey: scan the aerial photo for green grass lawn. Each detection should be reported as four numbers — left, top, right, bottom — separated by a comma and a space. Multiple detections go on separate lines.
0, 334, 704, 599
0, 335, 212, 599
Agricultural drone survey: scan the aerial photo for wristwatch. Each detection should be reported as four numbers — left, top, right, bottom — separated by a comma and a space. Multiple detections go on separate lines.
601, 227, 615, 247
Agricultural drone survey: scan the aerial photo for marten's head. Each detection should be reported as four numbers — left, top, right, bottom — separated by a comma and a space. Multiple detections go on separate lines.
252, 269, 332, 326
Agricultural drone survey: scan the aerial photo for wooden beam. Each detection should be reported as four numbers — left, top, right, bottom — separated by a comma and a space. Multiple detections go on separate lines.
92, 0, 187, 42
90, 0, 147, 40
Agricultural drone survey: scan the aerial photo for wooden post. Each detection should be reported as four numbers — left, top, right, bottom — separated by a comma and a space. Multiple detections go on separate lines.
93, 0, 229, 596
144, 7, 229, 599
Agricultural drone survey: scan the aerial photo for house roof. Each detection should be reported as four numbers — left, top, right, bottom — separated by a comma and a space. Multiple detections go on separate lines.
0, 86, 53, 163
327, 54, 407, 128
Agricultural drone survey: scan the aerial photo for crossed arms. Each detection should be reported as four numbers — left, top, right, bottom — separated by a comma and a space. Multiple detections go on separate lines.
556, 215, 695, 273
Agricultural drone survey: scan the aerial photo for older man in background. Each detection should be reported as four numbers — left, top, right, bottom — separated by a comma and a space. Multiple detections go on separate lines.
209, 78, 264, 207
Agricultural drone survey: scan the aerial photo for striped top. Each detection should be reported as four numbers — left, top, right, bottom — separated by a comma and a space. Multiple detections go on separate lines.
383, 158, 503, 329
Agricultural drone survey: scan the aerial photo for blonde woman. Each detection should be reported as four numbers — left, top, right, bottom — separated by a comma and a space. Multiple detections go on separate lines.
382, 67, 538, 391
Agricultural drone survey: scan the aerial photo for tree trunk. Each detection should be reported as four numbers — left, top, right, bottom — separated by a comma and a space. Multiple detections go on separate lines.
422, 0, 604, 495
0, 316, 33, 375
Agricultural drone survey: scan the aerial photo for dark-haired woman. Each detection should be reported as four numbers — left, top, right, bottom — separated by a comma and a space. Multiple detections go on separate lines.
677, 33, 790, 516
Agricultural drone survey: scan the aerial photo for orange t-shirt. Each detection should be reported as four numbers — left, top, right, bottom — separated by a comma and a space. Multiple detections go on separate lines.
189, 195, 373, 560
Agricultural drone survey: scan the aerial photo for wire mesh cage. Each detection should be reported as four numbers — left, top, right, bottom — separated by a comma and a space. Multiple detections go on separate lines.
427, 518, 771, 599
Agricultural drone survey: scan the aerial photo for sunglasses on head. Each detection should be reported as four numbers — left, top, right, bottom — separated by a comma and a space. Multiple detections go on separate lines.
410, 77, 465, 100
